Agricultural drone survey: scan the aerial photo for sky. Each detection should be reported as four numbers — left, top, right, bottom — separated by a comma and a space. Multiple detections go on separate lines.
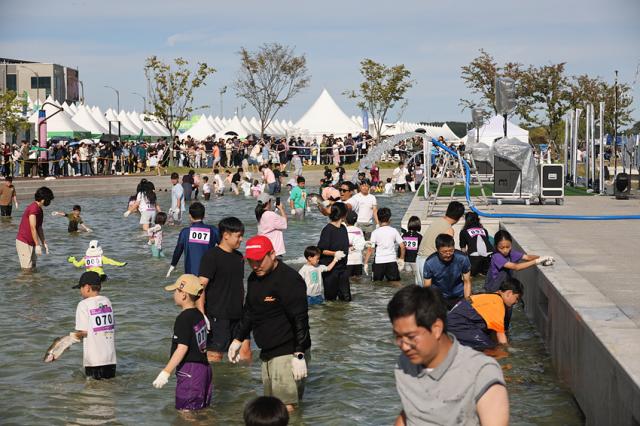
1, 0, 639, 125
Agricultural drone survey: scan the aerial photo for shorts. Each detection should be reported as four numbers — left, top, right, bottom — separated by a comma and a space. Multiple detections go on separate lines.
346, 264, 363, 277
139, 210, 156, 225
203, 193, 211, 201
469, 255, 490, 276
1, 204, 12, 216
372, 262, 400, 281
175, 362, 213, 410
206, 317, 240, 352
395, 183, 406, 191
85, 364, 116, 380
356, 222, 375, 239
292, 208, 305, 218
169, 208, 182, 223
262, 352, 309, 405
307, 294, 324, 305
16, 239, 36, 270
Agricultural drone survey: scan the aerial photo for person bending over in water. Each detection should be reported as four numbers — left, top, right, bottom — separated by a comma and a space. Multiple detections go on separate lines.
51, 204, 92, 233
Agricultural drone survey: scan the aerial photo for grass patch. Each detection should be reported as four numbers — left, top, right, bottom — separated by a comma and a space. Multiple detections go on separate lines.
416, 182, 595, 197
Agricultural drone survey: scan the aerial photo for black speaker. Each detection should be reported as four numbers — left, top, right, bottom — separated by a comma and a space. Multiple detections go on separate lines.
476, 160, 493, 175
494, 156, 521, 194
614, 172, 631, 200
539, 164, 564, 197
495, 78, 516, 115
472, 108, 484, 129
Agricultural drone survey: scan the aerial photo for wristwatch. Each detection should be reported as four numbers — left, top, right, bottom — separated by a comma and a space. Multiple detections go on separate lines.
293, 352, 305, 360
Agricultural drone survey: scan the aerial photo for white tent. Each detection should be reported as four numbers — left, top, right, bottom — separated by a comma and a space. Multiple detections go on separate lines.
104, 109, 135, 136
129, 111, 162, 137
72, 105, 108, 136
249, 117, 262, 135
180, 115, 218, 140
142, 115, 171, 137
241, 116, 259, 135
294, 89, 362, 137
117, 110, 142, 136
466, 115, 529, 147
218, 116, 251, 138
28, 103, 89, 137
206, 115, 221, 132
439, 123, 460, 141
91, 106, 110, 130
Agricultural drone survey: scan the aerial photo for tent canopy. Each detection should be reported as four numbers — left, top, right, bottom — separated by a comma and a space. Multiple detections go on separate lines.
294, 89, 362, 137
467, 115, 529, 148
180, 115, 218, 140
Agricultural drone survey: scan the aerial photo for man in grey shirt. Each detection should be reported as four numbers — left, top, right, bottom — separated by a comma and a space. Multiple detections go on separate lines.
388, 285, 508, 426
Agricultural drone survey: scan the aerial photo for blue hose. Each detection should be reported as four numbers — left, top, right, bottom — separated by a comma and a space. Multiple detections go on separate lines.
430, 138, 640, 220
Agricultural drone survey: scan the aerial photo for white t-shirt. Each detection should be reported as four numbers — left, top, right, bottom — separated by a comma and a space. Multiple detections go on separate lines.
352, 193, 377, 223
370, 225, 404, 264
75, 295, 116, 367
384, 183, 394, 194
346, 196, 359, 213
346, 225, 366, 265
241, 181, 251, 197
136, 192, 155, 212
171, 183, 185, 212
203, 183, 212, 194
393, 167, 408, 184
299, 264, 328, 297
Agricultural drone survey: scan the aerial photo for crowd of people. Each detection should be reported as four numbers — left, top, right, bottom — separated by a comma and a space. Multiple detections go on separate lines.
11, 144, 556, 425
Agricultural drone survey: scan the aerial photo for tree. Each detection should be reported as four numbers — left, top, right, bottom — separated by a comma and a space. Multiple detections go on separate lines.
144, 56, 216, 141
0, 90, 29, 139
234, 43, 310, 139
346, 58, 414, 142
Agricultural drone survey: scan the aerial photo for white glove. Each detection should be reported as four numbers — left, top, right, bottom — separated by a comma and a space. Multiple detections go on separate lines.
35, 245, 42, 256
123, 210, 131, 218
166, 265, 175, 278
228, 339, 242, 363
292, 356, 308, 380
535, 256, 550, 265
363, 264, 369, 276
152, 370, 170, 389
333, 250, 345, 261
44, 243, 49, 255
204, 315, 211, 331
397, 258, 405, 271
321, 200, 331, 208
68, 332, 81, 343
542, 256, 555, 266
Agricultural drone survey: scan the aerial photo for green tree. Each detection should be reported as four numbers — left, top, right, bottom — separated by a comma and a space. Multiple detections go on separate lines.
345, 58, 414, 142
234, 43, 310, 139
144, 56, 216, 141
0, 90, 29, 139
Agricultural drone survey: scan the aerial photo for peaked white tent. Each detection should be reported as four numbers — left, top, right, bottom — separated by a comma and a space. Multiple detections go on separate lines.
72, 105, 108, 136
206, 115, 222, 132
117, 110, 142, 136
91, 106, 110, 130
439, 123, 460, 141
129, 111, 162, 137
466, 115, 529, 147
294, 89, 362, 137
218, 116, 251, 138
241, 116, 259, 135
180, 115, 218, 140
28, 103, 90, 137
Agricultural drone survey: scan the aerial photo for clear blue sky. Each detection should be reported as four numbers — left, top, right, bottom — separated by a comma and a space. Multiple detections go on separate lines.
1, 0, 638, 125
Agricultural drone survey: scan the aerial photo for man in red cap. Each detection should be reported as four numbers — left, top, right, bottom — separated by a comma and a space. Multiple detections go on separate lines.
228, 235, 311, 412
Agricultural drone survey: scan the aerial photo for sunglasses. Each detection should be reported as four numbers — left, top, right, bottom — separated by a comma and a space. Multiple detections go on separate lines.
339, 188, 350, 193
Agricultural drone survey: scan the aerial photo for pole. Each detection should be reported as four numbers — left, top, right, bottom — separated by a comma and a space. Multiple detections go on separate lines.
589, 104, 596, 186
613, 70, 619, 175
104, 85, 120, 113
599, 101, 605, 194
219, 86, 227, 118
565, 110, 572, 180
585, 104, 590, 188
23, 66, 40, 106
572, 108, 581, 186
79, 80, 85, 103
132, 92, 146, 112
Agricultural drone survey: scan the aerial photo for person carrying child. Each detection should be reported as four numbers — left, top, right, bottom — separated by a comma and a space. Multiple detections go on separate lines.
447, 277, 523, 350
459, 212, 493, 276
363, 207, 406, 282
401, 216, 422, 274
52, 204, 92, 233
152, 274, 212, 411
345, 211, 366, 277
298, 246, 344, 305
148, 212, 167, 258
68, 240, 127, 281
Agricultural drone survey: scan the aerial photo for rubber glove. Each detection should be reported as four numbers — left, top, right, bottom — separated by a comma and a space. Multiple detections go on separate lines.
535, 256, 550, 265
542, 256, 555, 266
152, 370, 170, 389
292, 356, 308, 380
123, 210, 131, 218
67, 256, 76, 263
397, 258, 405, 271
204, 315, 211, 331
44, 243, 49, 255
166, 265, 175, 278
35, 245, 42, 256
228, 339, 242, 363
333, 250, 345, 261
363, 264, 369, 276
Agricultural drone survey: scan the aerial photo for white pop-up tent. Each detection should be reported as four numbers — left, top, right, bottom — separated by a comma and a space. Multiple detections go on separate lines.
71, 105, 108, 137
28, 103, 90, 138
294, 89, 362, 137
218, 116, 252, 138
466, 115, 529, 148
180, 115, 218, 140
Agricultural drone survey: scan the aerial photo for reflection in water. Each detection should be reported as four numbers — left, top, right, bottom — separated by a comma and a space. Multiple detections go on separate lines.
0, 191, 582, 424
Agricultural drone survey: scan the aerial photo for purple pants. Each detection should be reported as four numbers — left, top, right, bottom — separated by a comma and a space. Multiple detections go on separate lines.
175, 362, 213, 410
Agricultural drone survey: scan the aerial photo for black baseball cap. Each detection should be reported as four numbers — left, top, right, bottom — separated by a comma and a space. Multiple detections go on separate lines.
72, 271, 101, 289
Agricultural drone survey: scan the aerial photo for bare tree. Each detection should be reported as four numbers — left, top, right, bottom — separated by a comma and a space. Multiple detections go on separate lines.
345, 58, 414, 142
234, 43, 310, 139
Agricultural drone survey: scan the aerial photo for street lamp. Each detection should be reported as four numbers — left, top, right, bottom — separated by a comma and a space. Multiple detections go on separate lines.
132, 91, 147, 113
104, 85, 120, 113
22, 65, 40, 106
219, 86, 227, 117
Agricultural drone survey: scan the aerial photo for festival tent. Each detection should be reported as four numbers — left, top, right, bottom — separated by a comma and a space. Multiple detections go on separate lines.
28, 102, 90, 138
206, 115, 222, 132
69, 103, 78, 114
241, 116, 259, 135
466, 115, 529, 148
90, 106, 110, 130
214, 116, 224, 129
103, 109, 136, 136
218, 115, 251, 138
180, 115, 219, 140
129, 111, 162, 137
71, 105, 108, 137
287, 120, 293, 128
62, 102, 75, 116
439, 123, 460, 141
249, 117, 262, 134
117, 110, 143, 137
142, 115, 171, 137
294, 89, 362, 137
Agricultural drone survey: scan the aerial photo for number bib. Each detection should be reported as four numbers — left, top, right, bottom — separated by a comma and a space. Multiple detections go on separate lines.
467, 228, 486, 238
85, 256, 103, 268
90, 305, 115, 332
193, 319, 207, 352
189, 227, 211, 245
404, 236, 419, 250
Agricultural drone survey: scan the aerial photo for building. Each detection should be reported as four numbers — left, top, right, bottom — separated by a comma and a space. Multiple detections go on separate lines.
0, 58, 80, 105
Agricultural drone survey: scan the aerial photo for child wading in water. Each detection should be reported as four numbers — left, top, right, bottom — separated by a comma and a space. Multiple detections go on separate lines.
401, 215, 422, 274
153, 274, 212, 411
459, 212, 493, 276
68, 240, 127, 281
202, 176, 212, 201
345, 211, 366, 277
52, 205, 92, 233
148, 212, 167, 258
298, 246, 344, 305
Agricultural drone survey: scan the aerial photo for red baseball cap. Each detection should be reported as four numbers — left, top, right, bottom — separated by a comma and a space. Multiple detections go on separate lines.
245, 235, 274, 260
